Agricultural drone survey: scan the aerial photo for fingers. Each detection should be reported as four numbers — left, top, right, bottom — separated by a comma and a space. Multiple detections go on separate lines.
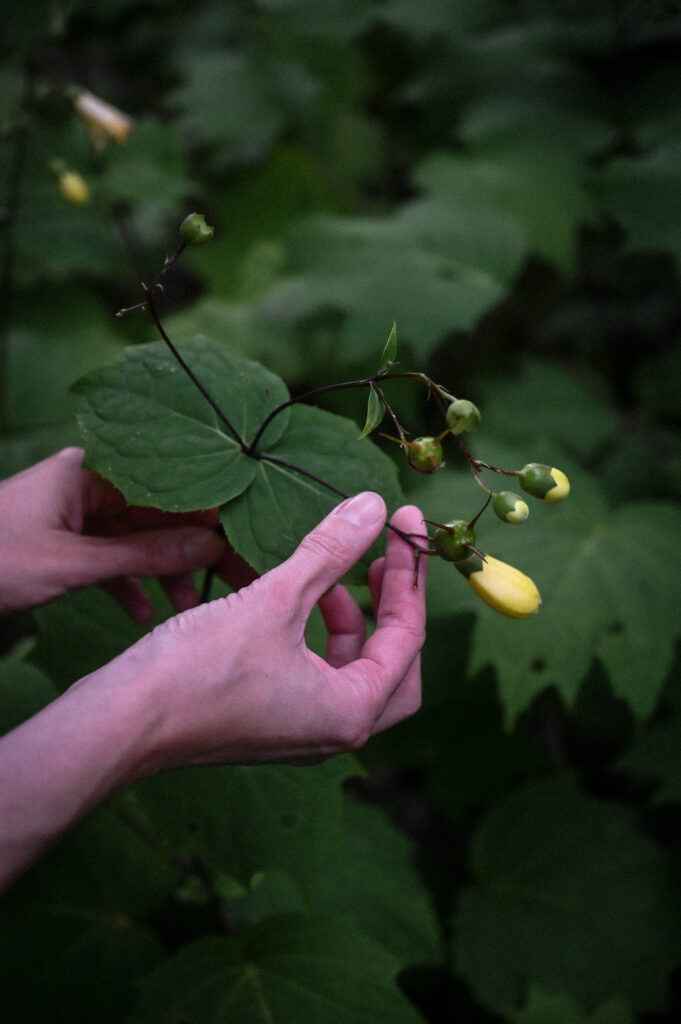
61, 526, 226, 593
344, 504, 427, 712
99, 577, 155, 623
318, 585, 366, 668
274, 492, 387, 619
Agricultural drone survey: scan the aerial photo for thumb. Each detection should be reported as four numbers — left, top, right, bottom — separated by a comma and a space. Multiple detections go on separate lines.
276, 492, 387, 617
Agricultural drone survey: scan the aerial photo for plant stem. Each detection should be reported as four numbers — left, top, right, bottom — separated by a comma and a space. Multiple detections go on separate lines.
259, 453, 427, 560
247, 378, 374, 453
0, 59, 35, 433
248, 369, 448, 454
142, 283, 246, 448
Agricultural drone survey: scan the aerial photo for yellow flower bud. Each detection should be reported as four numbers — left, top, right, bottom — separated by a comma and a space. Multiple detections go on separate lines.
543, 467, 570, 503
73, 89, 133, 150
519, 463, 570, 503
57, 169, 90, 206
456, 554, 541, 618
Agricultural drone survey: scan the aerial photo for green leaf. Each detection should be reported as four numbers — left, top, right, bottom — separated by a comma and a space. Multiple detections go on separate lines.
415, 141, 596, 271
73, 337, 290, 511
0, 808, 174, 1024
7, 283, 124, 430
258, 194, 526, 364
357, 384, 385, 439
593, 142, 681, 270
474, 356, 620, 461
125, 757, 358, 903
616, 692, 681, 805
131, 915, 426, 1024
220, 403, 404, 579
379, 321, 397, 371
0, 655, 57, 735
454, 774, 681, 1015
313, 795, 443, 967
413, 443, 681, 723
31, 584, 176, 692
509, 987, 636, 1024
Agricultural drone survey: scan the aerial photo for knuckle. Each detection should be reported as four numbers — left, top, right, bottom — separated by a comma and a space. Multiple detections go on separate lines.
296, 530, 348, 573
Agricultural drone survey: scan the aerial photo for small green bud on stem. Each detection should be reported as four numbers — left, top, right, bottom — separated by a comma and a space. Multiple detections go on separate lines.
493, 491, 530, 524
429, 519, 477, 562
519, 463, 570, 503
446, 398, 481, 434
407, 436, 444, 474
180, 212, 214, 246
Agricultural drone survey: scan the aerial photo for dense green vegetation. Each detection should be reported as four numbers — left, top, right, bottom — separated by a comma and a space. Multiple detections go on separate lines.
2, 1, 681, 1020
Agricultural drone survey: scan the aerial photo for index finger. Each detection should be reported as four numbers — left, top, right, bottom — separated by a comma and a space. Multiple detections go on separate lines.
358, 504, 428, 679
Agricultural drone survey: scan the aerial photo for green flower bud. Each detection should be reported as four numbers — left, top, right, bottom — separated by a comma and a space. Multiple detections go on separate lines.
456, 553, 541, 618
446, 398, 481, 434
433, 520, 476, 562
180, 212, 214, 246
493, 491, 530, 524
519, 463, 570, 503
407, 436, 444, 474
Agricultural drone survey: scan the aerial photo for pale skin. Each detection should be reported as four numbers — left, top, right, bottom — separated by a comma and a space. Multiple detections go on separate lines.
0, 448, 427, 891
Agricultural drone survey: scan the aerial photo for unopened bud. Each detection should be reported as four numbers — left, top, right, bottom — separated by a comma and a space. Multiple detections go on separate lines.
446, 398, 481, 434
57, 169, 90, 206
493, 491, 529, 524
432, 519, 476, 562
519, 464, 570, 503
180, 212, 214, 246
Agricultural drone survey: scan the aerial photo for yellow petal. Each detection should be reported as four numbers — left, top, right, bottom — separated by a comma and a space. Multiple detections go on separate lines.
544, 468, 570, 503
467, 555, 541, 618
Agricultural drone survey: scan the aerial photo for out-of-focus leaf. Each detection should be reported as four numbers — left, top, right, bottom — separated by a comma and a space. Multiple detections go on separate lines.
31, 583, 176, 692
593, 142, 681, 269
0, 809, 175, 1024
313, 795, 443, 966
124, 757, 358, 903
474, 357, 620, 461
181, 146, 345, 300
509, 986, 636, 1024
7, 284, 123, 430
258, 195, 526, 364
412, 438, 681, 723
131, 915, 426, 1024
415, 144, 596, 271
0, 656, 57, 734
454, 774, 681, 1014
616, 693, 681, 805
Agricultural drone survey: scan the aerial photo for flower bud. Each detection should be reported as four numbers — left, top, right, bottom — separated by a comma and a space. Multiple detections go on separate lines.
446, 398, 481, 434
180, 212, 214, 246
456, 553, 541, 618
493, 491, 529, 524
73, 89, 133, 150
407, 436, 444, 474
433, 519, 476, 562
57, 169, 90, 206
519, 463, 570, 503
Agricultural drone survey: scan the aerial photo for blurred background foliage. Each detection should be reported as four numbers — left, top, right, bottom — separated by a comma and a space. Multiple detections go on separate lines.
2, 1, 681, 1021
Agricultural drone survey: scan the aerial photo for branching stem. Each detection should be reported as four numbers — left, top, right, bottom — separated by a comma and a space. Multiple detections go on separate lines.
142, 282, 246, 448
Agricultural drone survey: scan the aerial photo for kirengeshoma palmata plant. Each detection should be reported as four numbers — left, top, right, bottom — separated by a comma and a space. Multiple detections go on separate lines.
105, 217, 570, 618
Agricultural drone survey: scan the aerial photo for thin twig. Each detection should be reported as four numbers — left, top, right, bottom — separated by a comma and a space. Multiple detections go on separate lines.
143, 283, 246, 448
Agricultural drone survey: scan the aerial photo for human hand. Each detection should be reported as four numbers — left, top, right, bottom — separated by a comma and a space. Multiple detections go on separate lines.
0, 492, 426, 888
108, 492, 427, 770
0, 447, 227, 620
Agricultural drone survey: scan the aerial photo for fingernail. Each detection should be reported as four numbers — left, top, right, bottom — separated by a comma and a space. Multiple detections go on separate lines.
334, 492, 385, 527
